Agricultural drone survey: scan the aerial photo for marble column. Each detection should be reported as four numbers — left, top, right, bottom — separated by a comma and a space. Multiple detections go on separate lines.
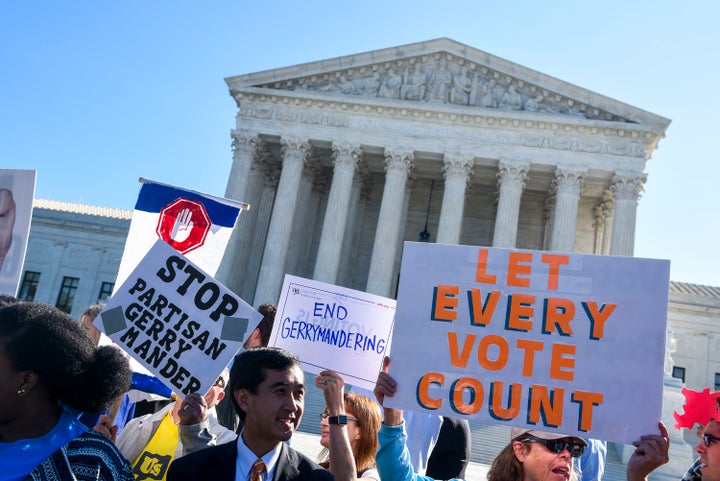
601, 191, 614, 255
543, 194, 555, 250
436, 155, 474, 245
253, 137, 311, 306
591, 190, 614, 255
313, 143, 361, 283
242, 162, 280, 303
392, 173, 416, 291
286, 156, 318, 276
492, 159, 529, 248
217, 143, 269, 295
224, 130, 259, 202
304, 169, 330, 276
338, 164, 367, 286
609, 171, 646, 257
548, 166, 586, 253
366, 149, 414, 297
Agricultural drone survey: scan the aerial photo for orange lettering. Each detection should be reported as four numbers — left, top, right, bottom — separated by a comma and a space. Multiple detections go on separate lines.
477, 334, 509, 371
549, 343, 576, 381
528, 385, 564, 427
417, 372, 444, 409
475, 249, 497, 284
571, 391, 603, 431
489, 381, 522, 420
543, 297, 575, 336
450, 377, 484, 415
447, 332, 476, 368
582, 301, 615, 340
541, 254, 569, 290
516, 339, 544, 377
468, 288, 501, 326
506, 293, 535, 331
507, 251, 532, 288
432, 285, 459, 321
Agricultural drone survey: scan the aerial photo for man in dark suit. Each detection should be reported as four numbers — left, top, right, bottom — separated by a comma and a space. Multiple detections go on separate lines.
167, 347, 333, 481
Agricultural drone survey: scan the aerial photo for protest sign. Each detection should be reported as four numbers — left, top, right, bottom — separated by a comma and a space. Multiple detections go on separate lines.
0, 169, 36, 296
115, 178, 248, 290
385, 242, 670, 444
271, 275, 395, 390
96, 240, 262, 396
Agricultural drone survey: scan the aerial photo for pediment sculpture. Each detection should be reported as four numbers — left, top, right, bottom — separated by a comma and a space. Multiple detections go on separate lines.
254, 53, 631, 123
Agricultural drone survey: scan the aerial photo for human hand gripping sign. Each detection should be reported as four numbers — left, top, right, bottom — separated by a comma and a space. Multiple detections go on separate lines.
170, 208, 194, 243
316, 370, 346, 416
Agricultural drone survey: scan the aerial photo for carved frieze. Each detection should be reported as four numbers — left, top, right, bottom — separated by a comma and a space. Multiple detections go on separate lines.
255, 53, 629, 123
234, 100, 653, 159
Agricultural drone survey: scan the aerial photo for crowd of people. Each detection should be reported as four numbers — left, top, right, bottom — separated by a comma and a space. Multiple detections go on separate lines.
0, 295, 717, 481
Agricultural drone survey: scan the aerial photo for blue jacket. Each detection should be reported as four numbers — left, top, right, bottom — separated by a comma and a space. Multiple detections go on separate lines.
377, 422, 464, 481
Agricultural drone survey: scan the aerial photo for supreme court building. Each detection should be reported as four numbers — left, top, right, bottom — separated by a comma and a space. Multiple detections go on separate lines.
20, 39, 716, 477
217, 38, 671, 308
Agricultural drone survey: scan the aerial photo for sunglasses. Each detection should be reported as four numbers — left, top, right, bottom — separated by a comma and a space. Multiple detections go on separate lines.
703, 433, 720, 447
520, 436, 585, 457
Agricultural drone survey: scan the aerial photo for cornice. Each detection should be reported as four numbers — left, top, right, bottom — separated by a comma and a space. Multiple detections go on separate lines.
233, 90, 657, 160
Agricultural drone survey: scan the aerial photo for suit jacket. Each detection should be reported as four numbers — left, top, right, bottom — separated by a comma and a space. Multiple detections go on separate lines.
166, 438, 334, 481
425, 417, 471, 480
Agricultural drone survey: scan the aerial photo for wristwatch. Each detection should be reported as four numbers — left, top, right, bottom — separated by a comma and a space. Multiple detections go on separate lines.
327, 415, 348, 425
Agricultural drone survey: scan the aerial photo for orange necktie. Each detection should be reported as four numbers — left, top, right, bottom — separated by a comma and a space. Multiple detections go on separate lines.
250, 458, 266, 481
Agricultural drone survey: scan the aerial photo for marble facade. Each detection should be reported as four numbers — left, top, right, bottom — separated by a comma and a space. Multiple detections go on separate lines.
218, 38, 670, 306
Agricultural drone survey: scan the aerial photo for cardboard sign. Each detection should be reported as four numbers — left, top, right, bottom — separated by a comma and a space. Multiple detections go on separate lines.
96, 240, 261, 395
271, 275, 395, 390
386, 242, 670, 444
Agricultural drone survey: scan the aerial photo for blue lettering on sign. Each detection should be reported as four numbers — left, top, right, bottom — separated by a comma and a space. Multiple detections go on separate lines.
279, 317, 386, 354
313, 302, 348, 320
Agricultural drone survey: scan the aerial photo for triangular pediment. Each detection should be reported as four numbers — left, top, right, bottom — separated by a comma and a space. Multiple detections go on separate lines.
226, 38, 669, 129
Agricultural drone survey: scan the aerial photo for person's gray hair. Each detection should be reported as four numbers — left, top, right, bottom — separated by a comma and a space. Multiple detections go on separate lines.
80, 303, 105, 321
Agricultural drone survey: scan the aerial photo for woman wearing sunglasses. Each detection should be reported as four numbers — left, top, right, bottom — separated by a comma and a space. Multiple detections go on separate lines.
487, 428, 587, 481
374, 357, 670, 481
315, 370, 383, 481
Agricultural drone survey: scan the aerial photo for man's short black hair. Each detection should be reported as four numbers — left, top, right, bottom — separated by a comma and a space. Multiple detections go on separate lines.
229, 347, 300, 421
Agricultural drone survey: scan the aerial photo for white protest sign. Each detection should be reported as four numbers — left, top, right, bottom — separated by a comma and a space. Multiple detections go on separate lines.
96, 240, 262, 396
386, 242, 670, 444
270, 275, 395, 390
0, 169, 36, 296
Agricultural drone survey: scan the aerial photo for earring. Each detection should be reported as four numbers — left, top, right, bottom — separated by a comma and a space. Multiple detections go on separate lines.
17, 388, 26, 396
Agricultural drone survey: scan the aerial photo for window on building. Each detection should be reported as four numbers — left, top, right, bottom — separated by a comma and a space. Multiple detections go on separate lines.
672, 366, 686, 383
55, 276, 79, 314
18, 271, 41, 301
715, 372, 720, 391
97, 282, 114, 303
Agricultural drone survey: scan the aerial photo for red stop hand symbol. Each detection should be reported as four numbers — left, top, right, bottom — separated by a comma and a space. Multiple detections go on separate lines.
156, 198, 211, 254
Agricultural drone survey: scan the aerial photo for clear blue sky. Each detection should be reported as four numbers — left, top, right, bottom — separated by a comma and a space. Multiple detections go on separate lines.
2, 1, 717, 286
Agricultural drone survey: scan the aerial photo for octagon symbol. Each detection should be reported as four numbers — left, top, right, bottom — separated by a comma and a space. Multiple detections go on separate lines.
156, 198, 211, 254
